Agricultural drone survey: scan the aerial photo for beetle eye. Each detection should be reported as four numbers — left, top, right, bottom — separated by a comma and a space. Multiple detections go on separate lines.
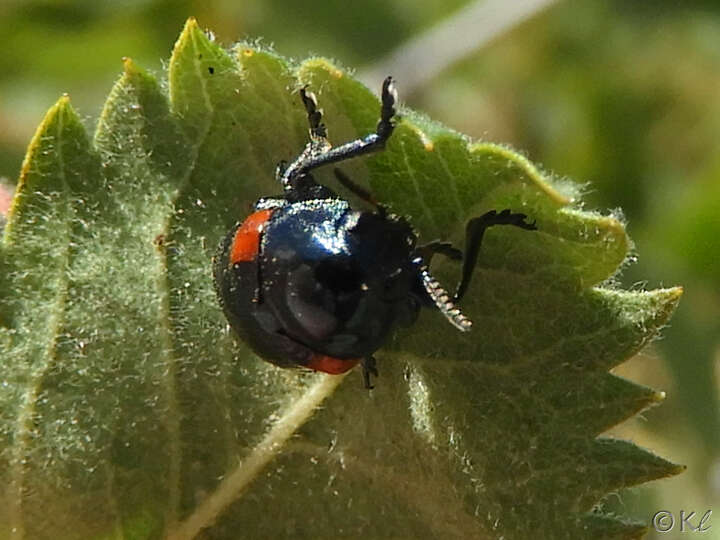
314, 259, 364, 294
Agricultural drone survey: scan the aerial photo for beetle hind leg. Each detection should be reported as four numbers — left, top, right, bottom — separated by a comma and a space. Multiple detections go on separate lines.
361, 356, 379, 389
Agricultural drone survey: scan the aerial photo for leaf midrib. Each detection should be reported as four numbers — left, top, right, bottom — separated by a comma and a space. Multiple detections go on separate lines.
168, 373, 350, 540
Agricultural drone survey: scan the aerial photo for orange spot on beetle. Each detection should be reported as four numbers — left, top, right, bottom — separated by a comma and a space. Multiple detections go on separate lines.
306, 354, 359, 375
229, 209, 273, 264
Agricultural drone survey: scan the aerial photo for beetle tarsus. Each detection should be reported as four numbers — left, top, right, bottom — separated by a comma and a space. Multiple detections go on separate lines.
362, 356, 379, 389
300, 86, 327, 140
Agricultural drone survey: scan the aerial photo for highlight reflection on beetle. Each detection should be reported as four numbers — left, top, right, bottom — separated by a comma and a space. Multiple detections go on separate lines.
213, 78, 536, 388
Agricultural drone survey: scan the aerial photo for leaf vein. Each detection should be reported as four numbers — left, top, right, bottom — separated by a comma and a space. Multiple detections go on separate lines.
168, 373, 348, 540
400, 139, 440, 235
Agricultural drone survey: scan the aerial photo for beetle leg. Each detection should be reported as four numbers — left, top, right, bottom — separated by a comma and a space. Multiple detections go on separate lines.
300, 86, 329, 142
361, 356, 379, 389
282, 76, 397, 191
298, 87, 333, 161
416, 261, 473, 332
274, 160, 288, 181
454, 210, 537, 302
254, 197, 287, 211
415, 240, 463, 264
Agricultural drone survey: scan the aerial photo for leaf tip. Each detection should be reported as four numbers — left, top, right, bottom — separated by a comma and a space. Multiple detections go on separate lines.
671, 462, 688, 476
646, 453, 686, 483
171, 16, 204, 64
122, 56, 136, 73
184, 16, 199, 31
654, 286, 684, 321
6, 94, 83, 236
598, 212, 627, 237
299, 58, 346, 82
20, 95, 77, 174
120, 57, 149, 86
666, 285, 684, 302
118, 56, 152, 85
54, 95, 79, 129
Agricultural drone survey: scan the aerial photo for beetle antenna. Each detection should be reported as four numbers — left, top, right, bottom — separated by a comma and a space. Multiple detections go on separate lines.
334, 168, 388, 217
418, 264, 472, 332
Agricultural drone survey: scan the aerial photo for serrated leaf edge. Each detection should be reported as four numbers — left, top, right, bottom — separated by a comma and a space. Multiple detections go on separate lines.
2, 18, 685, 538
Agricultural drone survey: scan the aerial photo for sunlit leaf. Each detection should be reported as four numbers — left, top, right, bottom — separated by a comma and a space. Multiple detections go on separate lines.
0, 18, 682, 539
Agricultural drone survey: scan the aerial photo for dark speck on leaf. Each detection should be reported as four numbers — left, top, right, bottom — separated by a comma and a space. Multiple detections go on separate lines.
208, 66, 215, 75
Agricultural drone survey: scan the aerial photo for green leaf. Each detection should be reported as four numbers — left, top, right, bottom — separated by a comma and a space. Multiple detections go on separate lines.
0, 18, 683, 539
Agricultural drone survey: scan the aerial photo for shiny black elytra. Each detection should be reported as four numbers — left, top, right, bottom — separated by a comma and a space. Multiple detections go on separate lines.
213, 77, 536, 388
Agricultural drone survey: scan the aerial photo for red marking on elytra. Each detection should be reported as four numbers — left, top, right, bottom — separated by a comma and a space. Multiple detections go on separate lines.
306, 354, 360, 375
229, 209, 273, 264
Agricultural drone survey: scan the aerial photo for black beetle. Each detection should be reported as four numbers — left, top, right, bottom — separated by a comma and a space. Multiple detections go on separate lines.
213, 77, 536, 388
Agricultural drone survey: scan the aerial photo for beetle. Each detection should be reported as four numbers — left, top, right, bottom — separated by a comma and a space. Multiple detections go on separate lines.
213, 77, 536, 388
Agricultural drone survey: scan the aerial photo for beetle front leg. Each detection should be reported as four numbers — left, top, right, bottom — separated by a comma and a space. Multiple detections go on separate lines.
281, 76, 398, 190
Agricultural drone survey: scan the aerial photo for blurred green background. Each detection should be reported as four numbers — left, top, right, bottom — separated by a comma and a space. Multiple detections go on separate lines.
1, 1, 717, 536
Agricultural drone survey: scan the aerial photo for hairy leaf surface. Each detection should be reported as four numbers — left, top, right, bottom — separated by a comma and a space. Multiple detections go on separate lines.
0, 18, 682, 540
